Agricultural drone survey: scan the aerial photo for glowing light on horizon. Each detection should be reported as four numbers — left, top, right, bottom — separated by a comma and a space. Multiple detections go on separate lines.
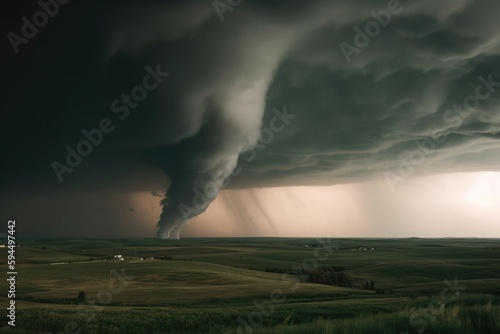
464, 172, 500, 207
132, 172, 500, 238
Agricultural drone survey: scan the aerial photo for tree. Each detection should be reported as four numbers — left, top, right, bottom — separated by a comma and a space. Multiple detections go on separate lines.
77, 291, 86, 302
369, 280, 376, 291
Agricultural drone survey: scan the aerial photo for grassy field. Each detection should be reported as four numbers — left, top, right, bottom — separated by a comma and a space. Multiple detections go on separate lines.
0, 238, 499, 333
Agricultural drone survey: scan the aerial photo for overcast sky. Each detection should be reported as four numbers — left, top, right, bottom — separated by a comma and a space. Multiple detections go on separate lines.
1, 0, 500, 238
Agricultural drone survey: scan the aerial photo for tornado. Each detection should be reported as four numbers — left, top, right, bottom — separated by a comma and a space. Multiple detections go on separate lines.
156, 154, 239, 239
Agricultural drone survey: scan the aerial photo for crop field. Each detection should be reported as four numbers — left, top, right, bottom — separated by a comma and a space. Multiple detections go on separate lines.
0, 238, 499, 333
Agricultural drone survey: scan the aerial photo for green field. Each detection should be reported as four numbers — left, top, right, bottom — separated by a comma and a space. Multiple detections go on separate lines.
0, 238, 499, 333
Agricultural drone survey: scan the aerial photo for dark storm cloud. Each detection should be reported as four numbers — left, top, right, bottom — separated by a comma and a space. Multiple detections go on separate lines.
1, 0, 500, 237
235, 0, 500, 187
